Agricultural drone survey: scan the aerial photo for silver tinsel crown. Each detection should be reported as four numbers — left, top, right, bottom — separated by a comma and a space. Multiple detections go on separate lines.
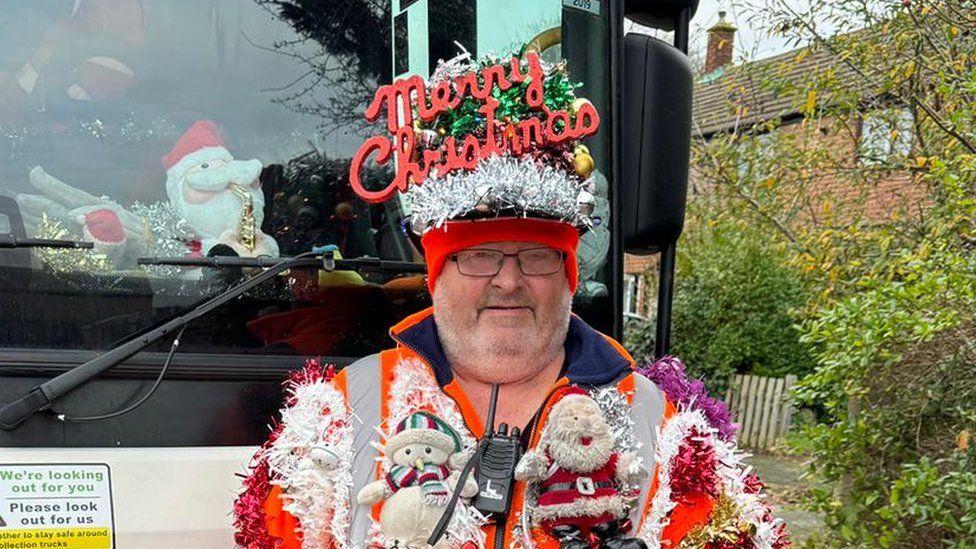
406, 155, 596, 235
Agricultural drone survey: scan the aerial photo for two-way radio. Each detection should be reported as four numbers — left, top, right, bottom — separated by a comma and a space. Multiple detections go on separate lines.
428, 383, 522, 546
471, 383, 522, 515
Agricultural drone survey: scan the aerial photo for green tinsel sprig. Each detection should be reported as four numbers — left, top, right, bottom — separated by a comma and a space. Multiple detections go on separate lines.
417, 54, 584, 141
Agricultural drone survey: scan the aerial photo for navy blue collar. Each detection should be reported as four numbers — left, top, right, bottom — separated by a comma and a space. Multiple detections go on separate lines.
391, 312, 634, 387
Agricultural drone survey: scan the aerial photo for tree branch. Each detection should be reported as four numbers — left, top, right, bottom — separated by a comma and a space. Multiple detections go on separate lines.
775, 0, 976, 154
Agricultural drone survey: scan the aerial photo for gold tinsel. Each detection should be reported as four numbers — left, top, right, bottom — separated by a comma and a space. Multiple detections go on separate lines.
34, 213, 112, 272
679, 493, 753, 548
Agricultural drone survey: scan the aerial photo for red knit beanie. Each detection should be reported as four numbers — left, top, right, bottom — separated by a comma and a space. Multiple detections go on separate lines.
421, 218, 580, 294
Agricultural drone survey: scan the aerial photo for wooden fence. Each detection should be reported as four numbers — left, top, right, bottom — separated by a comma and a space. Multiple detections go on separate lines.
724, 374, 797, 450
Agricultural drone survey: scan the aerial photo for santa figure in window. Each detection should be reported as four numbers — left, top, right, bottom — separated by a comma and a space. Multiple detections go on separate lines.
162, 120, 279, 258
16, 120, 279, 270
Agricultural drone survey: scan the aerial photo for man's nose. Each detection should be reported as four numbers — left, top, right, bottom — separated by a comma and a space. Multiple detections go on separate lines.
490, 254, 526, 289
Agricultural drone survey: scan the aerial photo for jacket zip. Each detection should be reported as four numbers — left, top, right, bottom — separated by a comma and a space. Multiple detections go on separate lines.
495, 516, 507, 549
391, 329, 579, 548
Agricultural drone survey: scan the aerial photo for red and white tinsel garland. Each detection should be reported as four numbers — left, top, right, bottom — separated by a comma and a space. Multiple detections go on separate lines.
368, 357, 486, 548
637, 407, 788, 548
263, 367, 356, 549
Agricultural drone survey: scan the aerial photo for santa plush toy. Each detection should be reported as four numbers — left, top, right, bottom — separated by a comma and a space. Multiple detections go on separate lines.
16, 120, 280, 271
516, 390, 646, 549
162, 120, 279, 258
80, 208, 127, 263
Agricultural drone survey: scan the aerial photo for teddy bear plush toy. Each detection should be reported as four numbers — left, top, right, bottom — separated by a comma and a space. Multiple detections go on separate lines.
516, 390, 647, 549
357, 411, 478, 548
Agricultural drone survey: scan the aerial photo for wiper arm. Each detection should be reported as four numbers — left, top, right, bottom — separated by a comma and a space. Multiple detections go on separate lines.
0, 235, 94, 249
0, 251, 424, 430
138, 254, 426, 274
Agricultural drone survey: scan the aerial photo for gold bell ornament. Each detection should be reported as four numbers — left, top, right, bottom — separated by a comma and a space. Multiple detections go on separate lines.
573, 144, 594, 178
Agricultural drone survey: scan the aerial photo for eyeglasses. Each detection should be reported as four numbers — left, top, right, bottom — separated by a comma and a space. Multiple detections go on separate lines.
449, 247, 566, 277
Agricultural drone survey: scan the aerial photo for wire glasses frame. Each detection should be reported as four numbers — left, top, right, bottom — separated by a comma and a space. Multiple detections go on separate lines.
449, 247, 566, 277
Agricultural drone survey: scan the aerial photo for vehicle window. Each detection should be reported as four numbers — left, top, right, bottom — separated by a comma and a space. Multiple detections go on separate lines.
0, 0, 614, 358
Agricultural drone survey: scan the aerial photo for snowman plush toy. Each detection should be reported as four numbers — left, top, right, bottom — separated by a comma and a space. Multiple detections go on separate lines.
358, 411, 479, 548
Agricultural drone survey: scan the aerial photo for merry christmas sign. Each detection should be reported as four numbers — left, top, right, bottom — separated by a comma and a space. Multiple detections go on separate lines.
349, 52, 600, 203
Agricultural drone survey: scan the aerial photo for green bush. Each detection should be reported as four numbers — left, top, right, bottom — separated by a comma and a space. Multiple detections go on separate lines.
684, 1, 976, 543
680, 219, 813, 393
793, 252, 976, 547
625, 218, 815, 396
623, 313, 655, 364
881, 452, 976, 548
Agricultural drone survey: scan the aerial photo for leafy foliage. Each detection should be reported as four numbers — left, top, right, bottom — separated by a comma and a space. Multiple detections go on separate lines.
687, 0, 976, 545
881, 451, 976, 547
674, 218, 814, 395
624, 216, 815, 398
623, 307, 655, 363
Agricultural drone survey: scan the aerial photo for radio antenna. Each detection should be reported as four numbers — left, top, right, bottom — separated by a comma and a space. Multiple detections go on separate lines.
484, 384, 499, 436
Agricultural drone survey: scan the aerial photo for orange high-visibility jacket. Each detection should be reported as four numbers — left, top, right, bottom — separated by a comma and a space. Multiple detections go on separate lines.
234, 307, 788, 548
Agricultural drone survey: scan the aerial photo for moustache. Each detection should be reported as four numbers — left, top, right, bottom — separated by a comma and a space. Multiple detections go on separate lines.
184, 159, 262, 192
478, 291, 535, 310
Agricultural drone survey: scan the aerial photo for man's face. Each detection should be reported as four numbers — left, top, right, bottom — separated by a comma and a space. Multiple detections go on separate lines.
433, 240, 572, 382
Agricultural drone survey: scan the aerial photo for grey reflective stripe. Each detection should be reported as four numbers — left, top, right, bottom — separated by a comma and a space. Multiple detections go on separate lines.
630, 374, 667, 523
344, 353, 385, 547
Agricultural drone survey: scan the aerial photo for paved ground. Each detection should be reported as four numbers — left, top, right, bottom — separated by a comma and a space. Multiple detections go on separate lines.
747, 453, 825, 546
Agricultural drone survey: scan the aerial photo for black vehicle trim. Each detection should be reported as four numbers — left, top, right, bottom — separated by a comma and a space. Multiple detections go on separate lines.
0, 348, 352, 382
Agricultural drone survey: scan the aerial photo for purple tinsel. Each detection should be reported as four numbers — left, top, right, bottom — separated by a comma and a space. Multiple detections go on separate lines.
637, 355, 739, 441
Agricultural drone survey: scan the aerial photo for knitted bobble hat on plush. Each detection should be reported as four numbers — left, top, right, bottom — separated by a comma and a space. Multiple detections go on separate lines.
385, 411, 463, 457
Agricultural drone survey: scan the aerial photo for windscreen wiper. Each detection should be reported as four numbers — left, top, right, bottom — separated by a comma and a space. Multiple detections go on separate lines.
138, 254, 426, 274
0, 250, 426, 430
0, 235, 94, 249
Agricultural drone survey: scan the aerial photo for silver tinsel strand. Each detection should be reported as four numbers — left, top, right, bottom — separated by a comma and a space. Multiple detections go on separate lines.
265, 379, 356, 549
128, 201, 197, 277
428, 47, 557, 87
590, 385, 639, 455
373, 358, 486, 548
428, 46, 474, 84
406, 155, 594, 234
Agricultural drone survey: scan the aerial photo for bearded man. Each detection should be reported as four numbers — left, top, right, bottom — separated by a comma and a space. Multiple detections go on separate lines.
234, 53, 787, 549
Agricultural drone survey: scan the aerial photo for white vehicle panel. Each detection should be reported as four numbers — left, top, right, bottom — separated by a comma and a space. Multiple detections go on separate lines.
0, 446, 257, 548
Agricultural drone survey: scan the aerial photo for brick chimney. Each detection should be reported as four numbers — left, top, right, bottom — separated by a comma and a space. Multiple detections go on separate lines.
705, 11, 736, 74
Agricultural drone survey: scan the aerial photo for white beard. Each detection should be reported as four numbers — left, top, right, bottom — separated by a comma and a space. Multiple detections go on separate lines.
171, 186, 265, 242
165, 157, 266, 254
546, 424, 614, 473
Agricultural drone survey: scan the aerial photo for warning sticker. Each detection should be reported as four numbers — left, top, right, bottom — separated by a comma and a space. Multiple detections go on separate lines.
0, 464, 113, 549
